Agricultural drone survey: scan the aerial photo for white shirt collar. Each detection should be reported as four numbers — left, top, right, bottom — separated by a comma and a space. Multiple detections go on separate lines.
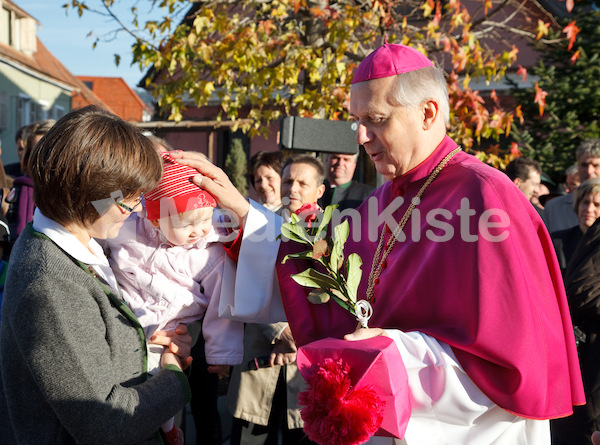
32, 208, 121, 295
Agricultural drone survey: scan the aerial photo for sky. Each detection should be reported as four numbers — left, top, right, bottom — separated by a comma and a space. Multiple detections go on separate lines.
16, 1, 170, 90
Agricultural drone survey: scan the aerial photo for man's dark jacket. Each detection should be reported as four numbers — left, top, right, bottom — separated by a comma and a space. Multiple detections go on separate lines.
318, 179, 374, 212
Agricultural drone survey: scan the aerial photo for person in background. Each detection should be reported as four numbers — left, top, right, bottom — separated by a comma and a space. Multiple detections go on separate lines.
555, 180, 600, 443
318, 151, 374, 212
5, 119, 55, 244
551, 178, 600, 276
0, 141, 12, 294
532, 183, 550, 210
545, 140, 600, 233
227, 154, 320, 445
4, 124, 28, 179
505, 157, 542, 202
0, 105, 193, 444
0, 138, 9, 304
0, 139, 13, 216
249, 151, 284, 212
505, 157, 544, 221
175, 43, 584, 444
565, 164, 581, 194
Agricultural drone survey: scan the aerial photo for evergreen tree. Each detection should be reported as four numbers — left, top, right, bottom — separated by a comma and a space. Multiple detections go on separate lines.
224, 138, 248, 196
510, 4, 600, 180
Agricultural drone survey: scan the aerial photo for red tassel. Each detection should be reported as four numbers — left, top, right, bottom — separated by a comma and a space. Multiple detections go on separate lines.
298, 358, 385, 445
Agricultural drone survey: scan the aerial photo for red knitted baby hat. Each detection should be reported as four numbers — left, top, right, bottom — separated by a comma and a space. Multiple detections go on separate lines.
351, 43, 433, 84
144, 152, 216, 221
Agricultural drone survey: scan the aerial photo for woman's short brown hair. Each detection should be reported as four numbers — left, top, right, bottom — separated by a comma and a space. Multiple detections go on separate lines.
29, 105, 163, 227
248, 151, 284, 189
574, 178, 600, 212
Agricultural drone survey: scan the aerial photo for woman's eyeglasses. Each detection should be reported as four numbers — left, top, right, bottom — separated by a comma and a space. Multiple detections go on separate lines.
116, 196, 143, 213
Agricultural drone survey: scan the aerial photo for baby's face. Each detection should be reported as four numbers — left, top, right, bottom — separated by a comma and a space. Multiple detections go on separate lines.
154, 207, 214, 246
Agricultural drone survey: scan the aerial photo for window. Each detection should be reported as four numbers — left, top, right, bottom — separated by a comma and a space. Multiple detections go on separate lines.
17, 95, 33, 129
52, 106, 66, 121
0, 8, 9, 46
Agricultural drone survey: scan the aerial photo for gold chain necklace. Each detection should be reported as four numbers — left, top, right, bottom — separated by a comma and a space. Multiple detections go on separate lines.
365, 147, 462, 302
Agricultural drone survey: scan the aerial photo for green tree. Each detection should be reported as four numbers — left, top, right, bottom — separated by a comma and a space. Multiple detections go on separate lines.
65, 0, 580, 158
224, 138, 248, 196
510, 4, 600, 179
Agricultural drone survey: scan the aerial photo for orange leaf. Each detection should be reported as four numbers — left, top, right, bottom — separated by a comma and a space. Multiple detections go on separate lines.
313, 239, 328, 260
516, 105, 524, 124
534, 82, 548, 116
433, 7, 442, 27
510, 142, 521, 156
570, 49, 581, 65
293, 0, 303, 14
517, 65, 528, 82
563, 21, 580, 51
484, 0, 492, 14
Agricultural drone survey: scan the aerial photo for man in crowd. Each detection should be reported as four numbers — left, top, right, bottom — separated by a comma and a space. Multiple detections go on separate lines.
4, 125, 27, 178
174, 43, 583, 444
565, 164, 581, 194
545, 139, 600, 233
505, 157, 544, 220
318, 152, 374, 211
227, 154, 322, 445
505, 157, 542, 201
280, 154, 325, 215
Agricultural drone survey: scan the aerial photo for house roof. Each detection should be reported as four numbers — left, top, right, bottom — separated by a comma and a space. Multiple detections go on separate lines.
0, 37, 111, 111
0, 0, 111, 112
77, 76, 150, 122
2, 0, 37, 24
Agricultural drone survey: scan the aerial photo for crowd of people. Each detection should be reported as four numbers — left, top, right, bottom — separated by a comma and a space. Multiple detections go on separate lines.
500, 135, 600, 444
0, 42, 595, 445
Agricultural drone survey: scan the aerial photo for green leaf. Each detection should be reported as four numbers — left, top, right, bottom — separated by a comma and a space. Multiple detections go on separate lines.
328, 289, 354, 313
330, 288, 348, 302
281, 249, 314, 264
307, 290, 330, 304
329, 220, 349, 271
291, 268, 340, 290
315, 204, 337, 241
280, 222, 312, 245
345, 253, 363, 305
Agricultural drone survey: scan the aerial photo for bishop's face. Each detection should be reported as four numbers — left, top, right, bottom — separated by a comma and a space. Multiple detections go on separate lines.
350, 76, 427, 181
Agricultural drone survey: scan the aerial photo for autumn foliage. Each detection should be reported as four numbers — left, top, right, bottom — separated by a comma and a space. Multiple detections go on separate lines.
66, 0, 580, 162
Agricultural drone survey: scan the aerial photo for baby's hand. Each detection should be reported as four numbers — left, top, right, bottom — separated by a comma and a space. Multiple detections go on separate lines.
208, 364, 230, 378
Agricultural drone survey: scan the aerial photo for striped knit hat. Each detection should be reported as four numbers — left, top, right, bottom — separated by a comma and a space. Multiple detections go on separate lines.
144, 152, 216, 221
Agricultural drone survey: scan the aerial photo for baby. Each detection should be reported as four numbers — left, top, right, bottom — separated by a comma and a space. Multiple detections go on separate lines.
104, 152, 243, 445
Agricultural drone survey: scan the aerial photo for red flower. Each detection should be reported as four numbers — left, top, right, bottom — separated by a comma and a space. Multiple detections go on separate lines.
298, 358, 384, 445
294, 203, 322, 228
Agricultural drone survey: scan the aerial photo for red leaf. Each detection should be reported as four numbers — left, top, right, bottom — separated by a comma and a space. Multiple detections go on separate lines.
517, 65, 528, 82
563, 21, 580, 50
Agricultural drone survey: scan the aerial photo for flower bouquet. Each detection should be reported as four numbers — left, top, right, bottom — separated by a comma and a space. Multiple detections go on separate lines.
280, 205, 411, 445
